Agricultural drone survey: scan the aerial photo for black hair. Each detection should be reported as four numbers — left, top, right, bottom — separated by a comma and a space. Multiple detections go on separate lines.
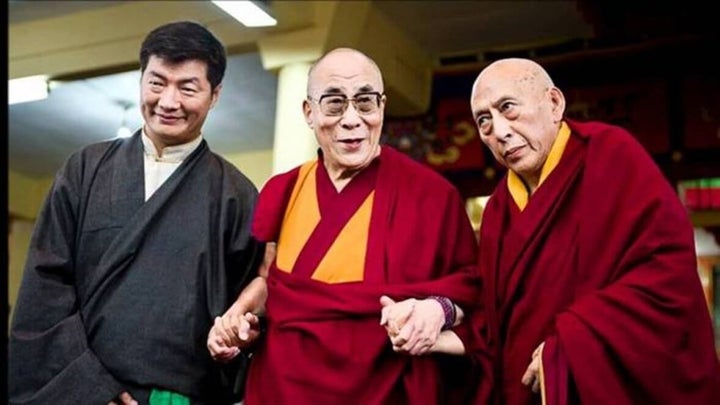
139, 21, 226, 90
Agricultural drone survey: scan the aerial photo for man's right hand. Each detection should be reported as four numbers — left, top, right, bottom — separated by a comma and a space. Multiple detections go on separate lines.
380, 296, 446, 355
207, 312, 262, 362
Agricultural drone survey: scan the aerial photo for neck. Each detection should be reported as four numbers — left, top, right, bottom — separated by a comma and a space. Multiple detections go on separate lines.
324, 145, 381, 192
519, 173, 540, 195
144, 126, 201, 158
325, 165, 362, 192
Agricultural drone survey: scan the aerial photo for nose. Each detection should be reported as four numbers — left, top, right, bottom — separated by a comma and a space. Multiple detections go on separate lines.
158, 87, 180, 110
340, 102, 362, 129
491, 115, 512, 141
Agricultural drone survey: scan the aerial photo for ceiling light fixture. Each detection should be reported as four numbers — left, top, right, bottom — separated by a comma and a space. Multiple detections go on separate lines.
116, 126, 133, 138
211, 1, 277, 27
8, 75, 49, 105
116, 100, 134, 138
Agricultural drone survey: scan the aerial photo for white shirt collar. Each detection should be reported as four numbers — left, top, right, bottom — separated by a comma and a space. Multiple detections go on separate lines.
140, 129, 203, 163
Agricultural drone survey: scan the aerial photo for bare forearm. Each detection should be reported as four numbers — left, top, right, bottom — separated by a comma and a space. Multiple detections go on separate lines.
429, 330, 466, 355
227, 276, 267, 316
227, 242, 275, 316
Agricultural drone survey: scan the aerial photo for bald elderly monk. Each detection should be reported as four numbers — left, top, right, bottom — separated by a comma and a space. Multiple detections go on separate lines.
458, 58, 720, 404
205, 47, 484, 404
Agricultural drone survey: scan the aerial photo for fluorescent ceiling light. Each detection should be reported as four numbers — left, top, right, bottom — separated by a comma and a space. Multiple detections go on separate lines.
8, 75, 49, 105
212, 1, 277, 27
116, 126, 133, 138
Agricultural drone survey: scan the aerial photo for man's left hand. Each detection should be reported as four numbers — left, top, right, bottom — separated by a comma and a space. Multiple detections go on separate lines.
521, 342, 545, 393
380, 296, 445, 355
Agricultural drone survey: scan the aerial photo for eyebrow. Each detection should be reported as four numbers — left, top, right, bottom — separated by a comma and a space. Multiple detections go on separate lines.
473, 104, 489, 117
320, 84, 378, 95
473, 109, 487, 121
146, 70, 201, 85
473, 95, 513, 118
357, 85, 377, 93
491, 96, 513, 108
321, 87, 344, 95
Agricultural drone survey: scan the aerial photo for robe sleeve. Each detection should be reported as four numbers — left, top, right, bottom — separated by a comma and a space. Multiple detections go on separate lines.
548, 127, 720, 403
251, 167, 299, 242
9, 156, 124, 404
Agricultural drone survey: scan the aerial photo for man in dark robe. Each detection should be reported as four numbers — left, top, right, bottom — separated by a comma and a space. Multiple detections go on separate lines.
8, 21, 263, 404
461, 58, 720, 404
205, 48, 483, 404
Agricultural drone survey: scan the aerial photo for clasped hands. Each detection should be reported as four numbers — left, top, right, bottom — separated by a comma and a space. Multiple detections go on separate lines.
379, 295, 445, 355
207, 293, 449, 360
207, 310, 263, 362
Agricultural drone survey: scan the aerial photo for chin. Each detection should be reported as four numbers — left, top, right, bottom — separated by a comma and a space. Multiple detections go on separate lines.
161, 128, 190, 139
339, 159, 363, 169
336, 157, 367, 170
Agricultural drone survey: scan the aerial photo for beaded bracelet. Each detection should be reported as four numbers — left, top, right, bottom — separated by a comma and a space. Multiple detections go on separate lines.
430, 296, 456, 331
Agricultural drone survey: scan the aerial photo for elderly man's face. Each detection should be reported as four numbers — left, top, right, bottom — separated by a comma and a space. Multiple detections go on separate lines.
304, 50, 385, 175
470, 62, 563, 188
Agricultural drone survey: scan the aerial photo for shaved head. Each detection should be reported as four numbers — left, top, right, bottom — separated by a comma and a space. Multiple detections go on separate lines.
307, 48, 384, 96
472, 58, 554, 100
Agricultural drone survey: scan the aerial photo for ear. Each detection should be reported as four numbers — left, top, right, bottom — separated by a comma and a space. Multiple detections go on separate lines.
303, 99, 313, 127
372, 94, 387, 123
210, 84, 222, 109
548, 87, 565, 122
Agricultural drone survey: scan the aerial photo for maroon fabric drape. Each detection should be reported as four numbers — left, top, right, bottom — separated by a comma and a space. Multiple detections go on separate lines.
473, 120, 720, 404
245, 146, 483, 404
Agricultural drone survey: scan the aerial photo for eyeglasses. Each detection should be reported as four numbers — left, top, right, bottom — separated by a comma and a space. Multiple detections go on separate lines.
308, 92, 384, 116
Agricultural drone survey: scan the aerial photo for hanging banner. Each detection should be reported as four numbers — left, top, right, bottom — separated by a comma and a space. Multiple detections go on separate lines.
564, 79, 670, 154
383, 98, 486, 171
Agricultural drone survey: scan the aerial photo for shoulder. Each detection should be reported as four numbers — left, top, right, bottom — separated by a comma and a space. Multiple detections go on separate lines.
71, 138, 123, 163
568, 118, 668, 190
567, 118, 646, 156
57, 138, 124, 180
260, 166, 302, 195
252, 165, 305, 242
255, 164, 302, 211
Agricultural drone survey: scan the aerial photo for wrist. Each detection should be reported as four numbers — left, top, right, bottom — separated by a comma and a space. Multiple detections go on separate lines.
429, 296, 456, 331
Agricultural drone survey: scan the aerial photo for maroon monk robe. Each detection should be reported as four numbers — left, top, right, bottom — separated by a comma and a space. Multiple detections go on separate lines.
244, 146, 484, 405
471, 119, 720, 404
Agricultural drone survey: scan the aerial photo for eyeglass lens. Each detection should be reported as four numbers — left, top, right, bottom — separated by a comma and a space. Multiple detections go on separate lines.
319, 93, 381, 116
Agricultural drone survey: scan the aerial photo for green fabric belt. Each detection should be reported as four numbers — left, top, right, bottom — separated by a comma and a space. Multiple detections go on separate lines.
149, 389, 191, 405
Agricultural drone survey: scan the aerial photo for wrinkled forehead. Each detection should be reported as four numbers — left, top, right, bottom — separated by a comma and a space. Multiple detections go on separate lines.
309, 52, 383, 95
472, 67, 541, 106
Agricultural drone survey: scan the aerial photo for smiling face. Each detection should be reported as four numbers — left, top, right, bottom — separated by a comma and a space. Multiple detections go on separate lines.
304, 49, 385, 179
140, 55, 220, 151
470, 58, 565, 190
